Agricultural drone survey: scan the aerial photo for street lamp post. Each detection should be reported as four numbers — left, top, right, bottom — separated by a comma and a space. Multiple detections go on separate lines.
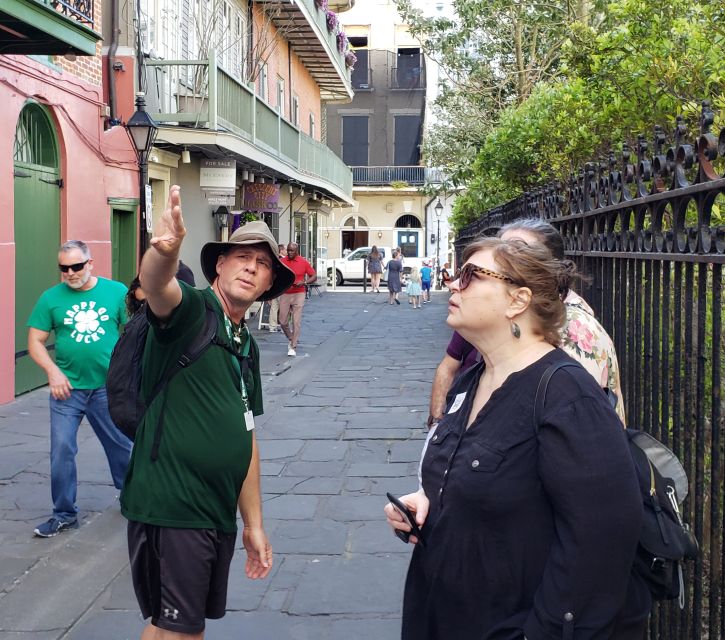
434, 198, 443, 289
125, 92, 158, 258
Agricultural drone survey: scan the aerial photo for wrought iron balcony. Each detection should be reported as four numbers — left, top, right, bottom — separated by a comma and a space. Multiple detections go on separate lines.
391, 64, 425, 90
352, 166, 425, 186
51, 0, 93, 26
0, 0, 99, 55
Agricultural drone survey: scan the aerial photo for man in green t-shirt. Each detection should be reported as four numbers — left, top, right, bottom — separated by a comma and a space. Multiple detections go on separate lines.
121, 186, 294, 638
27, 240, 132, 538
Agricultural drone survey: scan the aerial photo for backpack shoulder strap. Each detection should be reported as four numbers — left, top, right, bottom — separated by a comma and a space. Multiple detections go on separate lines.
149, 301, 218, 461
532, 361, 581, 434
146, 301, 218, 408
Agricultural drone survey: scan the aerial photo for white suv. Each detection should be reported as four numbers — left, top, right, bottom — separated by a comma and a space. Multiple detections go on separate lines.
327, 247, 391, 286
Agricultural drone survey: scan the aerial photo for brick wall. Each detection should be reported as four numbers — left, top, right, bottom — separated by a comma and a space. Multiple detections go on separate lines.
51, 0, 104, 85
253, 5, 323, 140
291, 52, 321, 140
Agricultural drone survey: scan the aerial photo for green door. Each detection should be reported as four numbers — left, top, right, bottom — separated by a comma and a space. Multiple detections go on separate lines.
14, 103, 61, 395
111, 205, 138, 288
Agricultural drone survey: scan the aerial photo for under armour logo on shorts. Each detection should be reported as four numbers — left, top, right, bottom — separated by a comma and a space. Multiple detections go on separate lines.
163, 608, 179, 620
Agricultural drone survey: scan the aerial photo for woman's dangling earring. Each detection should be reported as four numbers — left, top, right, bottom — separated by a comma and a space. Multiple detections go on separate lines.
510, 320, 521, 339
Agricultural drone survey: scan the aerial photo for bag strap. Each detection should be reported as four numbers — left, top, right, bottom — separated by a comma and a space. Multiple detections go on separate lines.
149, 301, 218, 461
532, 361, 581, 434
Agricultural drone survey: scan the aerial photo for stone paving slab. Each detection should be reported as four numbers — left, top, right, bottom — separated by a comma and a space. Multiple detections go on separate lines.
0, 291, 453, 639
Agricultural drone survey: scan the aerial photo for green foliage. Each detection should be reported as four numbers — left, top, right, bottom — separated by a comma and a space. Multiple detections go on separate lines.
394, 0, 596, 188
450, 0, 725, 230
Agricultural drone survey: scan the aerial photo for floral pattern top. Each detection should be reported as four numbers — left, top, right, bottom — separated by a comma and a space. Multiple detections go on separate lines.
561, 291, 626, 424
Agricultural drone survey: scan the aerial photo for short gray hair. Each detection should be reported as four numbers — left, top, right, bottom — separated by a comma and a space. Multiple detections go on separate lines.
60, 240, 91, 260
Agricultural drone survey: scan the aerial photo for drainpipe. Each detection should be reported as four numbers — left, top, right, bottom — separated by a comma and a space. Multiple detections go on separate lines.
288, 41, 292, 120
107, 0, 120, 123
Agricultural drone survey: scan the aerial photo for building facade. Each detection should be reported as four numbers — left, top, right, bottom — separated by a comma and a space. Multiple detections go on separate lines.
324, 2, 428, 263
324, 0, 456, 277
110, 0, 356, 281
1, 0, 139, 402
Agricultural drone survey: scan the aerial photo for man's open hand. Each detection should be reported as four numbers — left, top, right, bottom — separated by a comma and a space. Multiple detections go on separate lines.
150, 185, 186, 257
242, 526, 273, 580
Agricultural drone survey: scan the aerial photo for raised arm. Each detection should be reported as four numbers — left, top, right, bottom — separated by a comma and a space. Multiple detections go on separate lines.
139, 185, 186, 321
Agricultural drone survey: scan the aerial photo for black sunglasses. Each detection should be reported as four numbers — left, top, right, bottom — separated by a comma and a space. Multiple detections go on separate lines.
457, 263, 516, 290
59, 260, 89, 273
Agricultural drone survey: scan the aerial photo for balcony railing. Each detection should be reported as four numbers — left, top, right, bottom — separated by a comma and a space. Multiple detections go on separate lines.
50, 0, 93, 26
145, 53, 352, 199
259, 0, 352, 99
391, 64, 425, 90
352, 166, 425, 185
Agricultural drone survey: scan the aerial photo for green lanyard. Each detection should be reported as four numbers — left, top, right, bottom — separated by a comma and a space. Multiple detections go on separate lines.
224, 316, 251, 411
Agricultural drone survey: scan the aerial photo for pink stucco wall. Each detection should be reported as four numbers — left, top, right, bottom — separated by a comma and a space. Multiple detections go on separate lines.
0, 55, 139, 404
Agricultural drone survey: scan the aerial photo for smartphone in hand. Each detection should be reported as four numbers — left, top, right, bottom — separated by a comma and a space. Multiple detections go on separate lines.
387, 492, 426, 547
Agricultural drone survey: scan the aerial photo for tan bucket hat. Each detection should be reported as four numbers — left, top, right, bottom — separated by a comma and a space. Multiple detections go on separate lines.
200, 220, 294, 301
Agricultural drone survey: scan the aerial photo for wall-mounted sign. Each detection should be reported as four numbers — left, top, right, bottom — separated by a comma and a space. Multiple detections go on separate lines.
200, 159, 236, 194
206, 194, 235, 206
145, 184, 153, 232
243, 183, 281, 213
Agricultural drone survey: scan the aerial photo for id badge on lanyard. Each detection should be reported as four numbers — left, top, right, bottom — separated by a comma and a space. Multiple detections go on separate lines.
225, 317, 255, 431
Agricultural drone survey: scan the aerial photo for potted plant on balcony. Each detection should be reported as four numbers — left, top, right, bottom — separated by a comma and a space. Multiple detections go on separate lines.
326, 10, 338, 33
314, 0, 328, 10
345, 50, 357, 69
336, 31, 347, 54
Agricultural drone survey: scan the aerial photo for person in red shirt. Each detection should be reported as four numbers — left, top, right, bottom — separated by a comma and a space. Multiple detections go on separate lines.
279, 243, 316, 356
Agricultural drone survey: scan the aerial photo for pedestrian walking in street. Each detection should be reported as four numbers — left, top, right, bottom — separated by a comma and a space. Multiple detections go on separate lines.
406, 266, 423, 308
121, 186, 293, 638
439, 262, 452, 288
387, 250, 403, 305
27, 240, 132, 538
385, 237, 650, 640
279, 242, 316, 356
367, 245, 385, 293
267, 244, 287, 333
420, 261, 432, 303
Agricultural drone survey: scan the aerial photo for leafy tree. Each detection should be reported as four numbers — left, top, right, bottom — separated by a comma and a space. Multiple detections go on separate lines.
395, 0, 600, 187
451, 0, 725, 229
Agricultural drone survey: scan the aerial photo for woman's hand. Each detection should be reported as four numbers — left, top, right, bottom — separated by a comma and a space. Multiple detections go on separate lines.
384, 489, 429, 545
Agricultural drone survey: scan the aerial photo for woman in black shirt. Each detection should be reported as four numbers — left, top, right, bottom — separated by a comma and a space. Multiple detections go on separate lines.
385, 238, 650, 640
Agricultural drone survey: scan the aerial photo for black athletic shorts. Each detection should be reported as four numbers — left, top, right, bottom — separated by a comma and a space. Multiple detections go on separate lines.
127, 521, 237, 634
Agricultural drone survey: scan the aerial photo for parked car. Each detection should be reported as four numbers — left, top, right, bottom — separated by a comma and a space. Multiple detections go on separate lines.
327, 246, 426, 286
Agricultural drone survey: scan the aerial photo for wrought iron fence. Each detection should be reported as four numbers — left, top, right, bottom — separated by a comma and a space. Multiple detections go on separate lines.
456, 101, 725, 640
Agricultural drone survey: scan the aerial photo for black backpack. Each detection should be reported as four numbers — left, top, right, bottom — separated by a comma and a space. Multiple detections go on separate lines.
534, 361, 699, 607
107, 300, 219, 453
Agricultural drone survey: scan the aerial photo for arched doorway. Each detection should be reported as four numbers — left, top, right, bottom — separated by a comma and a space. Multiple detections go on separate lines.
394, 214, 421, 257
14, 102, 61, 394
341, 215, 369, 253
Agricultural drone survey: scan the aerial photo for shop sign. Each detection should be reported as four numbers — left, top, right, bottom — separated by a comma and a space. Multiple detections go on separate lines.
200, 159, 236, 194
243, 183, 281, 212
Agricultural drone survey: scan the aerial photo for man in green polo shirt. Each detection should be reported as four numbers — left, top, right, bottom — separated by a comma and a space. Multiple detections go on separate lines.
120, 185, 294, 638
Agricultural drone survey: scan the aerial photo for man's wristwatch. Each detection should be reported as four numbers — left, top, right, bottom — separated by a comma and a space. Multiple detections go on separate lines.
426, 414, 442, 429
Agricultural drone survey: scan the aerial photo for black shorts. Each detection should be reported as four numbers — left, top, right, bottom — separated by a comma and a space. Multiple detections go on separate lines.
127, 521, 236, 634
